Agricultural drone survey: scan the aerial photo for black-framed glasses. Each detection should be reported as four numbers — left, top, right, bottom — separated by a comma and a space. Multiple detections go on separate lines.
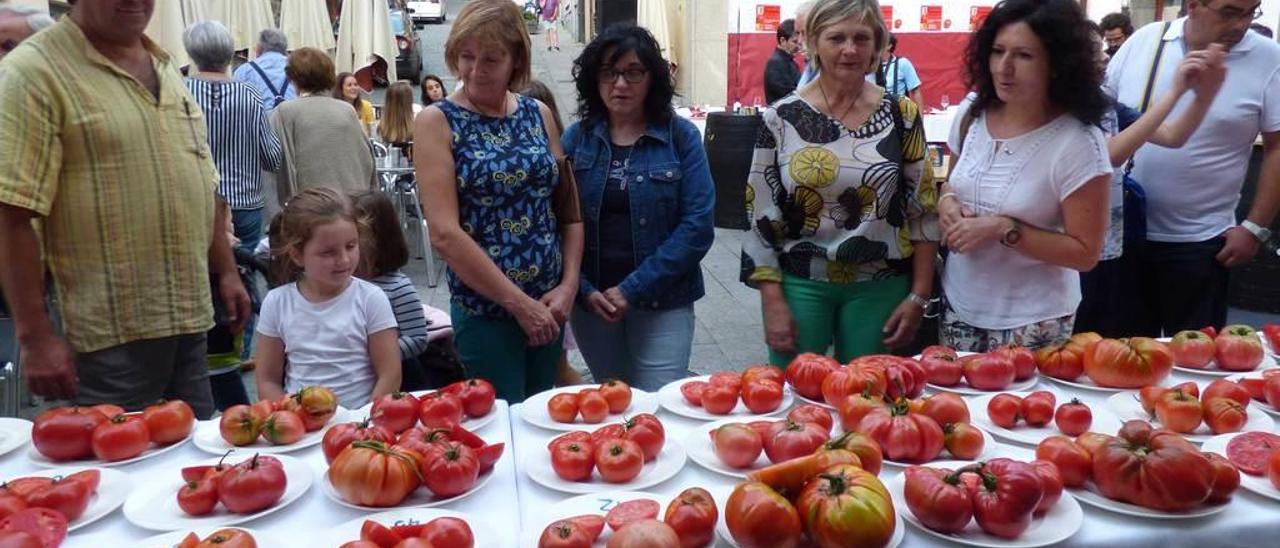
1210, 2, 1263, 21
599, 68, 648, 84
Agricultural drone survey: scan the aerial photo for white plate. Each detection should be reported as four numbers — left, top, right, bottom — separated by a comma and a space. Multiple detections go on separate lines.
320, 507, 503, 547
792, 392, 836, 410
122, 453, 313, 531
1156, 337, 1279, 377
967, 392, 1125, 447
887, 463, 1084, 547
4, 467, 129, 532
353, 390, 500, 433
683, 418, 775, 479
1106, 391, 1275, 444
320, 461, 497, 510
526, 438, 687, 494
1225, 372, 1280, 417
518, 491, 664, 547
1201, 432, 1280, 502
913, 351, 1044, 396
25, 427, 193, 468
136, 527, 287, 548
1041, 373, 1169, 394
657, 375, 794, 421
714, 486, 905, 548
520, 384, 660, 431
1069, 480, 1229, 519
0, 417, 32, 458
192, 406, 351, 456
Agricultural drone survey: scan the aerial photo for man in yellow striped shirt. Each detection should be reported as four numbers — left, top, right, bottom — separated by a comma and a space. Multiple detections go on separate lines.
0, 0, 248, 419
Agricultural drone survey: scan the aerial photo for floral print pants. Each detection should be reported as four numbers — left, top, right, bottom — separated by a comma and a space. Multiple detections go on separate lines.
939, 297, 1075, 352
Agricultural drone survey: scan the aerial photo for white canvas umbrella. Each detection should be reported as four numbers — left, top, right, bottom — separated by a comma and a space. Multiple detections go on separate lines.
335, 0, 397, 87
211, 0, 277, 55
145, 0, 204, 68
280, 0, 335, 52
638, 0, 676, 70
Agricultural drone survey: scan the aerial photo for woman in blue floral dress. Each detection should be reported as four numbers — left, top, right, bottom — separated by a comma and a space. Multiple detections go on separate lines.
415, 0, 582, 402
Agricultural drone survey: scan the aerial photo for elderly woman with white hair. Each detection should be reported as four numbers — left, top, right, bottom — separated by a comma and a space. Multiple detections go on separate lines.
0, 3, 54, 60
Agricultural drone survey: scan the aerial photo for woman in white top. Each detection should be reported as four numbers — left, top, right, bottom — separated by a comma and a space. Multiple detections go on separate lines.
938, 0, 1112, 351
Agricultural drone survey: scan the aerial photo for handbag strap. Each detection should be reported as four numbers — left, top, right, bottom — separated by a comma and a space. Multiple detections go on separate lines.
1125, 21, 1173, 176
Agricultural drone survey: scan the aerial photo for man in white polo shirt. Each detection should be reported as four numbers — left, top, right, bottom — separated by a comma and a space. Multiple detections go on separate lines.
1106, 0, 1280, 336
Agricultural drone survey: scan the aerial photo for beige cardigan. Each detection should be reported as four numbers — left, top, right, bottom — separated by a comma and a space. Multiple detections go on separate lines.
269, 96, 376, 207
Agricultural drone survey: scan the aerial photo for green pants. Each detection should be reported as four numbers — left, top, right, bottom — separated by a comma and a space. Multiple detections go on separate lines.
767, 273, 910, 366
451, 303, 562, 404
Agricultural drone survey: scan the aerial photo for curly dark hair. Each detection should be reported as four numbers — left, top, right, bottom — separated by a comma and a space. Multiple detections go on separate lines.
965, 0, 1108, 126
572, 24, 675, 125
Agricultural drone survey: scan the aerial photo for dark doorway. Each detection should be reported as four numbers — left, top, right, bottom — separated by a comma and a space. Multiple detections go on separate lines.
595, 0, 637, 34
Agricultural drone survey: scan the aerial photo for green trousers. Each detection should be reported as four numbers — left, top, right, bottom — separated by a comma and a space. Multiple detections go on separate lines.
451, 303, 563, 403
767, 273, 910, 366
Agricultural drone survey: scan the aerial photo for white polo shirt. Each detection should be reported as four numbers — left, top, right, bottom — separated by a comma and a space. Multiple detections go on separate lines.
1105, 18, 1280, 242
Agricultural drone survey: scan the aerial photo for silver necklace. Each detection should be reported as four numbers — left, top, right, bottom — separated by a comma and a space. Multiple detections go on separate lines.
614, 143, 636, 191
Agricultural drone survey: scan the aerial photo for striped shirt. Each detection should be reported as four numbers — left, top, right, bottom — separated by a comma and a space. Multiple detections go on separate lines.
184, 78, 283, 209
370, 271, 431, 360
0, 19, 218, 352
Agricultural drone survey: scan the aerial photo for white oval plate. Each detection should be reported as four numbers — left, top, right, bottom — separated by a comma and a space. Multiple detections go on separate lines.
657, 375, 794, 421
192, 406, 351, 456
1106, 391, 1274, 444
0, 417, 32, 458
353, 390, 499, 433
26, 427, 193, 468
122, 453, 313, 531
1157, 337, 1279, 377
1201, 432, 1280, 503
526, 438, 687, 494
1225, 372, 1280, 417
913, 351, 1044, 396
887, 462, 1084, 547
136, 527, 287, 548
1069, 480, 1229, 519
714, 485, 905, 548
320, 507, 503, 547
967, 391, 1125, 447
1041, 373, 1169, 394
4, 467, 129, 531
320, 461, 496, 510
683, 418, 776, 479
520, 384, 659, 431
518, 491, 665, 548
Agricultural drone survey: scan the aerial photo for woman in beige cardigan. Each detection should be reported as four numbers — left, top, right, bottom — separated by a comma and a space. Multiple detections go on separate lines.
268, 47, 375, 210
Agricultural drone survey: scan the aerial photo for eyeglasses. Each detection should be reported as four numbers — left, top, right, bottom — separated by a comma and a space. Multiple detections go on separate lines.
599, 68, 648, 84
1208, 2, 1263, 21
1, 39, 17, 54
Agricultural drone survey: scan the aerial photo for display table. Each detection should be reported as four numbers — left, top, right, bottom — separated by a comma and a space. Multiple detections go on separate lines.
0, 401, 520, 548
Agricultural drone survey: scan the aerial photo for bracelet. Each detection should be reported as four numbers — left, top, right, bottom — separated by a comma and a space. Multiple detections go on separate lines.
905, 292, 930, 308
939, 192, 959, 204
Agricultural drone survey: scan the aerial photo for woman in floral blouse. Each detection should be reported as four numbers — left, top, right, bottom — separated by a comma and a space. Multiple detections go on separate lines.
741, 0, 938, 366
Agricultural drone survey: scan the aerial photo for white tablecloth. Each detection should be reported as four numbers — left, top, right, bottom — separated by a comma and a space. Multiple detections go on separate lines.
0, 401, 519, 548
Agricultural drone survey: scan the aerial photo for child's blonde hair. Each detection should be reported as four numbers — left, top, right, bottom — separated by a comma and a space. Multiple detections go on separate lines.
378, 81, 416, 144
269, 188, 364, 283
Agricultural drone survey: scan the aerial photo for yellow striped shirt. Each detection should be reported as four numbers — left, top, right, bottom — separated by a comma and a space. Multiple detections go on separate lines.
0, 19, 219, 353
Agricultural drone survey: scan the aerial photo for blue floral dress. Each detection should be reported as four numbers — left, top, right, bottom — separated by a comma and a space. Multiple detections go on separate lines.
437, 95, 562, 317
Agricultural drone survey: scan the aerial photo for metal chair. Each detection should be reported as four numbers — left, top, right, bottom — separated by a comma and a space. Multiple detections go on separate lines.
0, 316, 19, 417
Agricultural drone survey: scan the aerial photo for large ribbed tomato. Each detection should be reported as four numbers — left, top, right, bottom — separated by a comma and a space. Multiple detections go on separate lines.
724, 482, 802, 548
1091, 421, 1214, 511
786, 353, 839, 401
856, 399, 944, 463
795, 464, 896, 548
327, 441, 423, 507
821, 367, 885, 407
1035, 332, 1101, 381
963, 459, 1044, 539
903, 466, 972, 533
1083, 337, 1174, 388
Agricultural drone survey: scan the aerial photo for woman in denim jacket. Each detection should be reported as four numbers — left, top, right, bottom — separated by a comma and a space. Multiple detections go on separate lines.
562, 25, 715, 391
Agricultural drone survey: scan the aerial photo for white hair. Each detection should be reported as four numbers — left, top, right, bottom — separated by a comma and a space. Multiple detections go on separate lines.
184, 21, 235, 72
0, 5, 55, 32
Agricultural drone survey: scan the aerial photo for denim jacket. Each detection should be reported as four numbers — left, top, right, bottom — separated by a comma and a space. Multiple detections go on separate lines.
562, 115, 716, 310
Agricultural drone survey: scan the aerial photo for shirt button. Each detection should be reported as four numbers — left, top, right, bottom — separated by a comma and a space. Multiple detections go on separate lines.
639, 218, 647, 226
635, 175, 643, 182
665, 171, 673, 177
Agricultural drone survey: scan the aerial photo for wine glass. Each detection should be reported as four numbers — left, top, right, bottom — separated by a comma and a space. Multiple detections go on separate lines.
940, 94, 951, 110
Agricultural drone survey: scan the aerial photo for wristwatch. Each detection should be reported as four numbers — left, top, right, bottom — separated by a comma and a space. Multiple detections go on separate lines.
1241, 220, 1273, 242
1000, 218, 1023, 247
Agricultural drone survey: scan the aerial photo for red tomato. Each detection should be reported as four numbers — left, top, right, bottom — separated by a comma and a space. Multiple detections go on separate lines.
217, 453, 288, 514
1034, 336, 1091, 381
920, 345, 963, 386
390, 539, 433, 548
1169, 330, 1216, 368
1215, 326, 1265, 371
1054, 399, 1093, 436
1083, 337, 1174, 388
904, 465, 973, 533
88, 404, 125, 420
822, 431, 884, 476
0, 494, 27, 521
724, 482, 802, 548
711, 423, 763, 468
1035, 435, 1092, 487
90, 414, 150, 462
0, 508, 67, 548
605, 519, 680, 548
196, 528, 257, 548
1020, 391, 1056, 427
1092, 422, 1215, 511
219, 405, 262, 447
421, 442, 480, 497
453, 379, 497, 418
328, 441, 422, 507
741, 380, 783, 414
250, 399, 278, 423
679, 381, 709, 407
142, 400, 195, 445
361, 520, 404, 547
1203, 397, 1247, 434
1154, 389, 1203, 433
598, 381, 633, 414
961, 354, 1016, 391
1138, 386, 1169, 415
578, 391, 610, 424
24, 475, 92, 521
663, 487, 717, 548
323, 419, 395, 463
422, 516, 474, 548
1267, 374, 1280, 410
762, 420, 829, 464
993, 345, 1038, 381
943, 422, 984, 459
605, 499, 660, 531
31, 407, 106, 461
709, 371, 743, 391
595, 439, 644, 483
176, 479, 219, 516
547, 393, 580, 423
986, 393, 1023, 429
1, 479, 49, 502
965, 459, 1044, 539
550, 438, 595, 481
1202, 379, 1251, 407
474, 442, 504, 474
785, 353, 839, 401
590, 424, 626, 449
537, 519, 598, 548
622, 414, 665, 462
835, 392, 886, 432
1203, 452, 1240, 504
795, 464, 896, 548
261, 410, 306, 446
418, 393, 464, 429
1030, 460, 1064, 515
919, 393, 970, 426
820, 367, 886, 407
1227, 431, 1280, 474
700, 384, 739, 415
371, 392, 421, 434
741, 365, 784, 387
0, 530, 42, 548
786, 404, 833, 433
1269, 448, 1280, 490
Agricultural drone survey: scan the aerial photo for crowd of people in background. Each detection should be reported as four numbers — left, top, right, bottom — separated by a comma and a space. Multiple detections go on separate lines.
1, 0, 1277, 414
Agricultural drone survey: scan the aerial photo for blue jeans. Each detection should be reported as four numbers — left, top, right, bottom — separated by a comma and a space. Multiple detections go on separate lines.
570, 304, 695, 392
231, 208, 263, 360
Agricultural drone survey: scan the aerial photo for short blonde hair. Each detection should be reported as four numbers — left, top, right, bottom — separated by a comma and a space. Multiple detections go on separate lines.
805, 0, 887, 76
444, 0, 532, 91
